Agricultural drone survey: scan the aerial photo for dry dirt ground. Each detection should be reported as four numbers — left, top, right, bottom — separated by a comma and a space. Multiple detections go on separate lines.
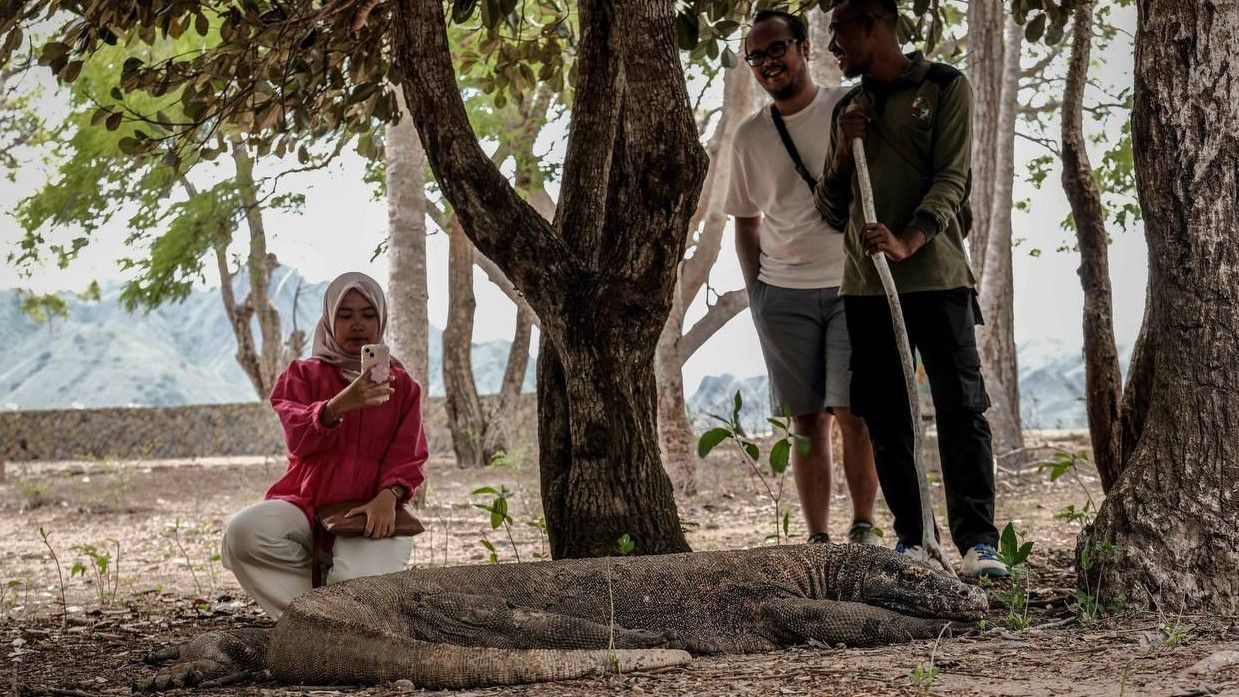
2, 431, 1237, 697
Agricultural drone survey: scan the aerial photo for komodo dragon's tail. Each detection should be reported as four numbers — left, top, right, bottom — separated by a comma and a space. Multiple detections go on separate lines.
269, 619, 690, 688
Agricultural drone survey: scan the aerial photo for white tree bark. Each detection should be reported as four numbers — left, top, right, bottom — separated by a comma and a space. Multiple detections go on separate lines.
969, 4, 1025, 454
808, 9, 844, 87
656, 63, 754, 497
386, 92, 431, 394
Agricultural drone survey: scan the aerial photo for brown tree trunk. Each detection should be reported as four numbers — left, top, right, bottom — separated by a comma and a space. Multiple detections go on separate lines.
395, 0, 703, 557
1060, 1, 1124, 493
442, 215, 487, 468
1079, 0, 1239, 611
386, 92, 431, 393
971, 8, 1025, 455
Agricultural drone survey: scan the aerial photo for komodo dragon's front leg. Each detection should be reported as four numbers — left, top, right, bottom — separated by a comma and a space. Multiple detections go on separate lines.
137, 627, 270, 691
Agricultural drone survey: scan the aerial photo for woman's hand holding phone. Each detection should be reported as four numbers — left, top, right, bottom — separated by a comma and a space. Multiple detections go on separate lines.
321, 372, 393, 426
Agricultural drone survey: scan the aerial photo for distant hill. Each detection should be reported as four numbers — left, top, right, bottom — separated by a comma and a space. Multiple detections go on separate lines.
1, 268, 1125, 429
684, 338, 1133, 432
0, 267, 534, 410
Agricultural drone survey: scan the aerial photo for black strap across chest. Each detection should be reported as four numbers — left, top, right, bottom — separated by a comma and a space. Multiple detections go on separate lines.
770, 104, 818, 195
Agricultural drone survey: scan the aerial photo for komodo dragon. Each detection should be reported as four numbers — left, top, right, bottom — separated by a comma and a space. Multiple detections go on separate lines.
143, 544, 987, 690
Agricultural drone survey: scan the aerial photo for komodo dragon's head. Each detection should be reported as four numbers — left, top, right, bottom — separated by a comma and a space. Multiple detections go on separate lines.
828, 545, 989, 621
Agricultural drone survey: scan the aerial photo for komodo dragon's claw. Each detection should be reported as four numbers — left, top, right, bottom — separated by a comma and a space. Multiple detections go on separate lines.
137, 629, 270, 692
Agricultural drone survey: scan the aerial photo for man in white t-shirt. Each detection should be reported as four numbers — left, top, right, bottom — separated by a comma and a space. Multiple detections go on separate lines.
725, 9, 880, 545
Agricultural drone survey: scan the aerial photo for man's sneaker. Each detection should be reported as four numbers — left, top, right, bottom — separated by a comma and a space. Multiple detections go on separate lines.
847, 520, 883, 546
895, 541, 949, 573
807, 532, 831, 544
961, 544, 1010, 578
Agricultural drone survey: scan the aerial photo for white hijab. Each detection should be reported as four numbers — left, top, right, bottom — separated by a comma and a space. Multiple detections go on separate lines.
311, 272, 388, 376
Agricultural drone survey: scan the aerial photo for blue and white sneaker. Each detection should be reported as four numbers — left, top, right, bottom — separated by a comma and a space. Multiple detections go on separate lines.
895, 541, 948, 573
961, 543, 1009, 578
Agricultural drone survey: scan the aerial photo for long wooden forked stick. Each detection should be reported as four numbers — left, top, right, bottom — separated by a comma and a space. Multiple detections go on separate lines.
852, 137, 955, 577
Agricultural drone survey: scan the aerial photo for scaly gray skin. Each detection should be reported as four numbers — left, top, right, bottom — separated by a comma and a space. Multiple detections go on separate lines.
142, 544, 987, 690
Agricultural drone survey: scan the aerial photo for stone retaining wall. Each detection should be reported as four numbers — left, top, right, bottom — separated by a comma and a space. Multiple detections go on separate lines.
0, 395, 538, 462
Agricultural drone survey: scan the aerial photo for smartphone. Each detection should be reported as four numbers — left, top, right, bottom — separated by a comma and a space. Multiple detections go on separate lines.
360, 344, 391, 383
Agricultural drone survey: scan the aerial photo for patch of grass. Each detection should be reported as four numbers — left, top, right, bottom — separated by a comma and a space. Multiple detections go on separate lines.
15, 478, 56, 510
69, 540, 121, 608
908, 624, 948, 695
487, 445, 532, 471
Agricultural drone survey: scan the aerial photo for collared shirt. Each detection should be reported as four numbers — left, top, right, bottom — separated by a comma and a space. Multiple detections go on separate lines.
814, 52, 976, 296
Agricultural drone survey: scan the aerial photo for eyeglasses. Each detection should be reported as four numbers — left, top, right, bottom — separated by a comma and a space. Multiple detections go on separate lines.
744, 39, 800, 66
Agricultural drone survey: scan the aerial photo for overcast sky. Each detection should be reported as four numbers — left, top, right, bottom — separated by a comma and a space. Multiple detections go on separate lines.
0, 7, 1144, 394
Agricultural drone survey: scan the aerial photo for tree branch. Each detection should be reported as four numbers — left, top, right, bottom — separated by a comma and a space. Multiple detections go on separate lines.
548, 0, 623, 268
391, 0, 572, 319
679, 288, 748, 364
682, 66, 752, 306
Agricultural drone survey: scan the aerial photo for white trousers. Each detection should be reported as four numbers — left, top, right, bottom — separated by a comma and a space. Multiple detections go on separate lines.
221, 499, 413, 619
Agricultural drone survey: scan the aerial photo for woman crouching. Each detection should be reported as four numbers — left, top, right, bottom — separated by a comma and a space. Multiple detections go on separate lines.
221, 272, 427, 619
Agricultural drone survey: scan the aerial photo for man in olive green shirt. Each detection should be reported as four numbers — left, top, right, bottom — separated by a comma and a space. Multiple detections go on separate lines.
815, 0, 1006, 577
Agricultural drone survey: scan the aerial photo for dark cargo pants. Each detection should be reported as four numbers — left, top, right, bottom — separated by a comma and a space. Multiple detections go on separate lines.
844, 287, 999, 553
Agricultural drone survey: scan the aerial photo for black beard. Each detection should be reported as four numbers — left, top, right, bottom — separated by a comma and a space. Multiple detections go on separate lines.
771, 84, 798, 101
769, 73, 805, 102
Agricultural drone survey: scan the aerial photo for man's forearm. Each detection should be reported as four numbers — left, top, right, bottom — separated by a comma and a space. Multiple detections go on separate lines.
814, 164, 854, 230
734, 217, 762, 290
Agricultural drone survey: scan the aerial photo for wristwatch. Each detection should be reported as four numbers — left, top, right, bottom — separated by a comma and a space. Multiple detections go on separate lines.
387, 484, 405, 501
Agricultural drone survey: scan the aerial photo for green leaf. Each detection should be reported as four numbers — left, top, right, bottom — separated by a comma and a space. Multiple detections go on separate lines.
1045, 19, 1065, 45
62, 60, 83, 83
471, 486, 500, 496
70, 562, 86, 577
999, 522, 1019, 564
480, 0, 501, 29
794, 434, 811, 457
675, 12, 699, 52
721, 47, 737, 69
782, 509, 790, 538
117, 137, 141, 155
769, 438, 791, 474
1024, 13, 1047, 43
744, 441, 760, 463
1017, 540, 1035, 566
697, 427, 731, 458
616, 533, 635, 555
39, 41, 69, 65
732, 390, 743, 425
451, 0, 477, 23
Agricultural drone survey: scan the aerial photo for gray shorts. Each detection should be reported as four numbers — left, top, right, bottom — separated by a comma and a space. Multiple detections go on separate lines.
751, 281, 852, 417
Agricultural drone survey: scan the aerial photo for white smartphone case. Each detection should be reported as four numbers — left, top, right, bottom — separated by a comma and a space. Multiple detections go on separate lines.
360, 344, 391, 383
